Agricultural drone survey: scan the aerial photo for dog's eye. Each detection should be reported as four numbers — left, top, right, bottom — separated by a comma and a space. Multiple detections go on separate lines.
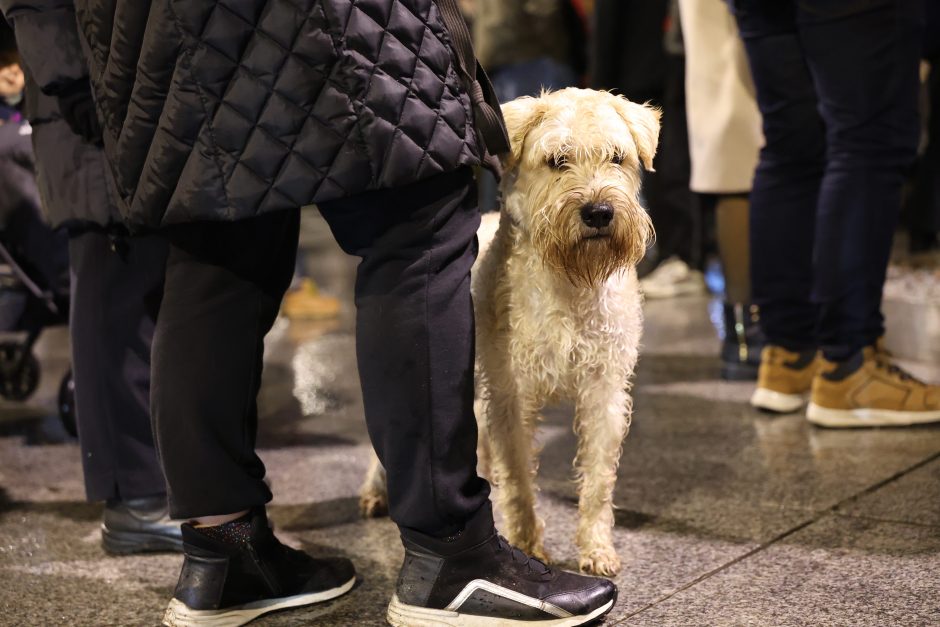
611, 153, 624, 166
547, 154, 568, 170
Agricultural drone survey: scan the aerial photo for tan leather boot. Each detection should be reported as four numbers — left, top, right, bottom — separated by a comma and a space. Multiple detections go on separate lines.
807, 348, 940, 428
750, 345, 820, 413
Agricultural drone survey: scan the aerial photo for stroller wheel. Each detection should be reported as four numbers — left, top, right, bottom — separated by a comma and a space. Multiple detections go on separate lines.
59, 370, 77, 438
0, 341, 40, 401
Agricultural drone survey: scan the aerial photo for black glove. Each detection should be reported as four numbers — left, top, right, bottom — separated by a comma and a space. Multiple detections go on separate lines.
56, 79, 103, 145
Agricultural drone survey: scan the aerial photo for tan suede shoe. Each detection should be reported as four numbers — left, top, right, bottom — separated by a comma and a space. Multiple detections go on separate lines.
282, 279, 341, 320
807, 348, 940, 428
751, 345, 820, 413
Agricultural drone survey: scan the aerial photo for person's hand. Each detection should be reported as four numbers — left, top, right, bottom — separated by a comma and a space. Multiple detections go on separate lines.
56, 79, 103, 145
0, 63, 25, 100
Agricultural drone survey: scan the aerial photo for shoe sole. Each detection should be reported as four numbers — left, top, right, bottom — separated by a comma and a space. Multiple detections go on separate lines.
807, 403, 940, 428
162, 575, 355, 627
101, 527, 183, 555
751, 387, 805, 414
386, 594, 614, 627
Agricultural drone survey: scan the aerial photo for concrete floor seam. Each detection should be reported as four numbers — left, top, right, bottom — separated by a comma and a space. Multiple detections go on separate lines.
613, 449, 940, 625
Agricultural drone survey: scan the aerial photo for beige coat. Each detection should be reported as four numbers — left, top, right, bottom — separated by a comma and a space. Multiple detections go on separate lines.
679, 0, 764, 193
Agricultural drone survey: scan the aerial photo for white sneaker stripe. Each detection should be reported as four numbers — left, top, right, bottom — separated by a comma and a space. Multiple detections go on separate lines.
444, 579, 573, 618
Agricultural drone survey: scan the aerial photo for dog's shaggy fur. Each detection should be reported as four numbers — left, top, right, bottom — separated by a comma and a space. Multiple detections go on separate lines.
360, 88, 659, 576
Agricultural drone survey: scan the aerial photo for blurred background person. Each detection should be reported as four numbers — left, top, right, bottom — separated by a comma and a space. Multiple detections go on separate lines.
678, 0, 765, 380
900, 2, 940, 259
472, 0, 586, 103
0, 26, 22, 123
0, 8, 180, 551
734, 0, 940, 427
0, 21, 69, 345
592, 0, 705, 299
470, 0, 588, 213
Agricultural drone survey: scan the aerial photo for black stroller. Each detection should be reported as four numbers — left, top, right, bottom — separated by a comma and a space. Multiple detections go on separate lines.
0, 238, 75, 435
0, 120, 76, 436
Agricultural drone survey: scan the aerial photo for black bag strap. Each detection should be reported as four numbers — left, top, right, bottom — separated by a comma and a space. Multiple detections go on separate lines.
435, 0, 511, 156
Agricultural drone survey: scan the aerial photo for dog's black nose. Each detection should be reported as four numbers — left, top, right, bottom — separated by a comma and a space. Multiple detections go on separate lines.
580, 203, 614, 228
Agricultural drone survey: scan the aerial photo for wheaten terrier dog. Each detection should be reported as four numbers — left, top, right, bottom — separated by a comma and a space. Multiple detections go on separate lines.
360, 88, 659, 577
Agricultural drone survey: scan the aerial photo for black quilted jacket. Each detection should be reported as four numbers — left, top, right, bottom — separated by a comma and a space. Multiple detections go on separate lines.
72, 0, 507, 228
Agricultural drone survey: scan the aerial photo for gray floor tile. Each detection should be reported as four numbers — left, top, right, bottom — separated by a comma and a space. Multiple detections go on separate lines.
621, 515, 940, 627
838, 457, 940, 528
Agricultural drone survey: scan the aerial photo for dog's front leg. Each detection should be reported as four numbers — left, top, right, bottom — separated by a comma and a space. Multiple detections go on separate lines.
359, 450, 388, 517
483, 387, 547, 561
574, 385, 631, 576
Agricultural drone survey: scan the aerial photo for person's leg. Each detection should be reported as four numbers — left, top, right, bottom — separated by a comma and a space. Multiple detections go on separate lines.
713, 193, 766, 380
797, 0, 924, 357
154, 211, 360, 625
734, 0, 825, 351
69, 230, 168, 502
901, 50, 939, 252
318, 168, 490, 539
645, 53, 699, 271
716, 195, 752, 305
151, 209, 299, 520
733, 1, 826, 413
69, 229, 182, 554
320, 168, 618, 626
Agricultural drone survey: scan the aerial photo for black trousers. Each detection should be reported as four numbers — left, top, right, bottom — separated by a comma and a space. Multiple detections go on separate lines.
69, 230, 168, 501
153, 168, 491, 538
733, 0, 924, 355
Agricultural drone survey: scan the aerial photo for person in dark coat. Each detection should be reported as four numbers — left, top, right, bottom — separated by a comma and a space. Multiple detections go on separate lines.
44, 1, 619, 625
0, 6, 182, 553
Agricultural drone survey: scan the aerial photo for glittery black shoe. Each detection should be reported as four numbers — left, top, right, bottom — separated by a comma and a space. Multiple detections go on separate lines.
162, 509, 355, 626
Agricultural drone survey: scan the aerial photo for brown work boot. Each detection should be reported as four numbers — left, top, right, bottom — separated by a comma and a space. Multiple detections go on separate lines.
751, 345, 820, 413
807, 348, 940, 428
281, 278, 341, 320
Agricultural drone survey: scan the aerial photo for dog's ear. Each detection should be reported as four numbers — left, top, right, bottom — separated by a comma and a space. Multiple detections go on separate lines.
612, 97, 662, 172
500, 96, 548, 169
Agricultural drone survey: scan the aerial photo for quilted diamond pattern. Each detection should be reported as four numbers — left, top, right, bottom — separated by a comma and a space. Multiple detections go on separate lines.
76, 0, 484, 227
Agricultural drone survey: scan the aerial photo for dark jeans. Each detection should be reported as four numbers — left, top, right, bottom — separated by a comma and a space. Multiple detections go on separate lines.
644, 54, 700, 269
69, 230, 168, 501
733, 0, 924, 355
152, 168, 491, 539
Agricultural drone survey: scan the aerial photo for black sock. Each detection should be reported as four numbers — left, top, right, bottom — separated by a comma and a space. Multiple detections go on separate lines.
821, 350, 865, 381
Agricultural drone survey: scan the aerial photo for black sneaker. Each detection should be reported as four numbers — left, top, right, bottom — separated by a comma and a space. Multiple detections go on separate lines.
163, 509, 356, 626
388, 504, 617, 626
102, 495, 183, 555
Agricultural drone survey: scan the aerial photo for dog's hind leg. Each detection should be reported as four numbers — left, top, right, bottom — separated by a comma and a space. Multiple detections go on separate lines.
482, 389, 547, 561
359, 450, 388, 518
573, 385, 631, 576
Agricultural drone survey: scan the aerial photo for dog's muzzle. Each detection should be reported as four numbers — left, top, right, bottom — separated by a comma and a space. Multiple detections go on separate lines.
580, 203, 614, 229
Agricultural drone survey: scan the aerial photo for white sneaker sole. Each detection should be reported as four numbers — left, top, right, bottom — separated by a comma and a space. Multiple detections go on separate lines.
807, 403, 940, 428
386, 594, 614, 627
162, 575, 355, 626
751, 387, 805, 414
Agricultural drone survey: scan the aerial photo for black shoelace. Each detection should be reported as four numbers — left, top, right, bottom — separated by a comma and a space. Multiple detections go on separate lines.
495, 535, 552, 576
874, 356, 924, 385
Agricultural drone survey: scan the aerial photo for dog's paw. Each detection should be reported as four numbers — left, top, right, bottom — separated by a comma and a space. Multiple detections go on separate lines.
359, 492, 388, 518
579, 548, 621, 576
